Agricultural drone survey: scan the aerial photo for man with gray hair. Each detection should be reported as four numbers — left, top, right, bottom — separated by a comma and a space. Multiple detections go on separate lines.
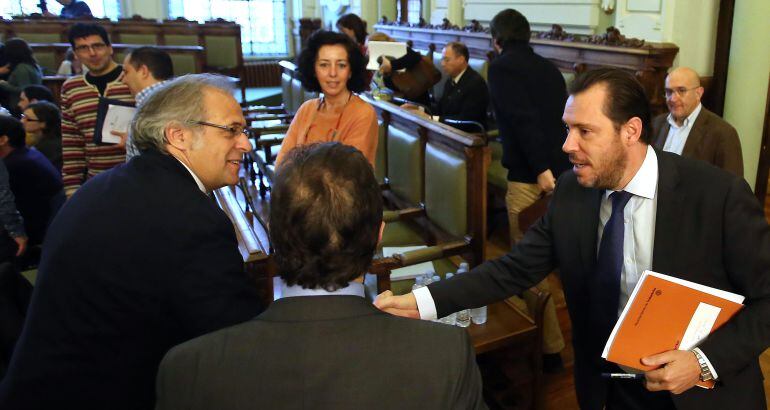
0, 74, 264, 410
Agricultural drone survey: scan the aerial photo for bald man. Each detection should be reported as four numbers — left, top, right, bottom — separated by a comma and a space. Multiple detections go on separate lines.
652, 67, 743, 177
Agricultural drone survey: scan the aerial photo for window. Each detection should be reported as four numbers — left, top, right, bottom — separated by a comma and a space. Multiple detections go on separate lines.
168, 0, 288, 58
0, 0, 121, 19
396, 0, 422, 24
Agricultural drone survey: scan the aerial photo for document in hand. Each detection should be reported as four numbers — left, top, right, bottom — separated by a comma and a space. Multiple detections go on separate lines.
93, 97, 137, 144
602, 270, 744, 388
366, 41, 407, 71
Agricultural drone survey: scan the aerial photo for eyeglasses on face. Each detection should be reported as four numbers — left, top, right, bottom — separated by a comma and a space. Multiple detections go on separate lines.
186, 120, 249, 138
73, 43, 108, 53
20, 114, 42, 122
664, 87, 698, 98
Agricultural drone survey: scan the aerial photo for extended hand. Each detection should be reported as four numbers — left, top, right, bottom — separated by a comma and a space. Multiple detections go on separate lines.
379, 58, 392, 75
642, 350, 702, 394
13, 236, 28, 257
111, 130, 128, 149
374, 290, 420, 319
537, 169, 556, 193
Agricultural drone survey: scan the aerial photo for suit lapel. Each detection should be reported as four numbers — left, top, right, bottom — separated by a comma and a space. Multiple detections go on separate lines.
654, 119, 671, 149
577, 187, 603, 274
682, 109, 708, 157
651, 150, 685, 273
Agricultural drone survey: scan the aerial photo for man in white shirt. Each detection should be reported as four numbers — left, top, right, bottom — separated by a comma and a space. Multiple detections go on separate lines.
155, 142, 486, 410
375, 68, 770, 410
652, 67, 743, 177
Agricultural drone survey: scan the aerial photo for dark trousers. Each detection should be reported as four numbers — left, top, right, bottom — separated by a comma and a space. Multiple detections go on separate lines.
606, 375, 676, 410
0, 261, 32, 379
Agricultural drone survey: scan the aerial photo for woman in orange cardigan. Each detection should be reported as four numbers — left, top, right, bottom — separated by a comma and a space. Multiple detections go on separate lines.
277, 31, 378, 167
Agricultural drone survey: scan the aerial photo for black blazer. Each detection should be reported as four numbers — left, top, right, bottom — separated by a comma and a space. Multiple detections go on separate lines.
488, 43, 570, 183
156, 295, 486, 410
435, 66, 489, 133
428, 149, 770, 410
0, 149, 263, 410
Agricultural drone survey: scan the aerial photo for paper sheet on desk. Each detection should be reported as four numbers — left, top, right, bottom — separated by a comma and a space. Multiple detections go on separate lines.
100, 104, 136, 144
366, 41, 407, 70
382, 245, 433, 281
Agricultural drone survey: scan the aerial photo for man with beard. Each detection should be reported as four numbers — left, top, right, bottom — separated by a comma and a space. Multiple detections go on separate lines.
375, 68, 770, 410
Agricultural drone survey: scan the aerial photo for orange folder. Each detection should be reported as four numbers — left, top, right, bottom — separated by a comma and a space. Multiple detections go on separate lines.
602, 271, 744, 389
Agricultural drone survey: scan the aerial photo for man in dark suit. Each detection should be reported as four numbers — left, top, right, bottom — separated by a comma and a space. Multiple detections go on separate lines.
376, 68, 770, 410
434, 41, 489, 132
0, 74, 264, 410
156, 142, 486, 410
652, 67, 743, 177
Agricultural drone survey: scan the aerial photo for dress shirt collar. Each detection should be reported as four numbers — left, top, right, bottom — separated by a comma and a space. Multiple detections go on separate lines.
605, 145, 658, 200
280, 279, 366, 299
452, 67, 467, 85
174, 158, 208, 194
667, 103, 702, 129
135, 80, 169, 106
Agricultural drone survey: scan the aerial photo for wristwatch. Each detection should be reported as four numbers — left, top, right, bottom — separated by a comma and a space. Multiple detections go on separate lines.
692, 349, 714, 382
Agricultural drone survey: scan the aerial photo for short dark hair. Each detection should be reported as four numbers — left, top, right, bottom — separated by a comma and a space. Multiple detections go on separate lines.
0, 115, 26, 148
68, 23, 111, 47
27, 101, 61, 142
127, 47, 174, 81
270, 142, 383, 291
490, 9, 531, 48
569, 68, 652, 144
297, 30, 367, 94
446, 42, 469, 62
22, 85, 54, 103
336, 13, 367, 45
4, 38, 37, 68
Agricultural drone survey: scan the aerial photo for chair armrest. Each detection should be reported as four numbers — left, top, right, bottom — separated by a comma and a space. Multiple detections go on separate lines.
382, 207, 424, 223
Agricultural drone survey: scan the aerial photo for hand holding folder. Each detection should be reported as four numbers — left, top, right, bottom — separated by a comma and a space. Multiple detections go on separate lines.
602, 270, 744, 389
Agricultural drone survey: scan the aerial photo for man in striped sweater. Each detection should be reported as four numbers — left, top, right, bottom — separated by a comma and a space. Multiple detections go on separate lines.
61, 23, 133, 197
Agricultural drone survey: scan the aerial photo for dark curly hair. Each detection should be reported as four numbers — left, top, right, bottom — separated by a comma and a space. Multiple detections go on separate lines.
4, 38, 37, 69
296, 30, 367, 94
270, 142, 383, 291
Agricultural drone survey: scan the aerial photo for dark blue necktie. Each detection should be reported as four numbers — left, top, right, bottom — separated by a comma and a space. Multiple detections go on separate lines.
593, 190, 633, 338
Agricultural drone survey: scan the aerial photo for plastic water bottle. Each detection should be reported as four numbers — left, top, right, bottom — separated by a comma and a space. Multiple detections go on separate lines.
454, 267, 471, 327
411, 276, 424, 291
471, 305, 488, 325
440, 273, 457, 326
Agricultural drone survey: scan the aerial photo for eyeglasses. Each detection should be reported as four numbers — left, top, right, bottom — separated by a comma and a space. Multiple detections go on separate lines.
20, 114, 42, 122
664, 87, 699, 98
73, 43, 108, 53
187, 120, 248, 138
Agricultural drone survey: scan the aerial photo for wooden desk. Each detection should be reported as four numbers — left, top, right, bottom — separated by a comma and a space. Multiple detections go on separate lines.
469, 300, 536, 354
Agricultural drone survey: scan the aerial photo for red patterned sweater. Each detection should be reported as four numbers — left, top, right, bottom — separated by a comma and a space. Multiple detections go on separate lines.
60, 75, 134, 196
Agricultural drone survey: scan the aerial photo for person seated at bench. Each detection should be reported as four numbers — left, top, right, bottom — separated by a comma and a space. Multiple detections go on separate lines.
276, 30, 377, 167
21, 101, 62, 171
17, 85, 54, 113
157, 142, 486, 410
0, 116, 63, 268
403, 42, 489, 133
0, 39, 42, 117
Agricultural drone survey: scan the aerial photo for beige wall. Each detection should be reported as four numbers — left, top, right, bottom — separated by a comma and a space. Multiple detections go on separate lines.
723, 0, 770, 190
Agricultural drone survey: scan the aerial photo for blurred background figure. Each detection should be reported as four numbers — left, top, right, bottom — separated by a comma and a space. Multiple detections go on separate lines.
57, 48, 85, 77
0, 39, 43, 117
21, 101, 62, 172
17, 85, 55, 113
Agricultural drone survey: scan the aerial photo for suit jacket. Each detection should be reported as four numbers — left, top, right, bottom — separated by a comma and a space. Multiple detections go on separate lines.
435, 66, 489, 132
652, 107, 743, 177
0, 149, 264, 410
428, 149, 770, 410
156, 295, 486, 410
488, 43, 570, 183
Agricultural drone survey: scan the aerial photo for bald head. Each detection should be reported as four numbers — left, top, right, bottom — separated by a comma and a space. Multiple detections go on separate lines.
665, 67, 704, 124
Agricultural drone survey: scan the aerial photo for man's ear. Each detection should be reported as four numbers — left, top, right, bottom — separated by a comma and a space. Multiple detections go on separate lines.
164, 123, 190, 152
623, 117, 643, 145
139, 64, 151, 80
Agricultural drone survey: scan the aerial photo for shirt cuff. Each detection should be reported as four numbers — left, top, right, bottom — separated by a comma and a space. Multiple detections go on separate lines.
693, 347, 719, 380
413, 286, 438, 320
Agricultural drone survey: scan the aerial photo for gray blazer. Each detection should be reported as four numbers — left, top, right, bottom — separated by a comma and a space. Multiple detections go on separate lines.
156, 295, 487, 410
652, 107, 743, 177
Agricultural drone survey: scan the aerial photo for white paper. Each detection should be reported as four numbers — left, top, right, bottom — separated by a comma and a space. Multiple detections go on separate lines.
101, 104, 137, 144
382, 245, 434, 281
366, 41, 407, 70
679, 302, 721, 351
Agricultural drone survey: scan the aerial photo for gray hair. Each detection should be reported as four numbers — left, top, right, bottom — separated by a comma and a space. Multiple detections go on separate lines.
131, 73, 236, 153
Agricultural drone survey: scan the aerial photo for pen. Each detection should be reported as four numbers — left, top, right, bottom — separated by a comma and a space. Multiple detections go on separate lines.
601, 372, 645, 380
